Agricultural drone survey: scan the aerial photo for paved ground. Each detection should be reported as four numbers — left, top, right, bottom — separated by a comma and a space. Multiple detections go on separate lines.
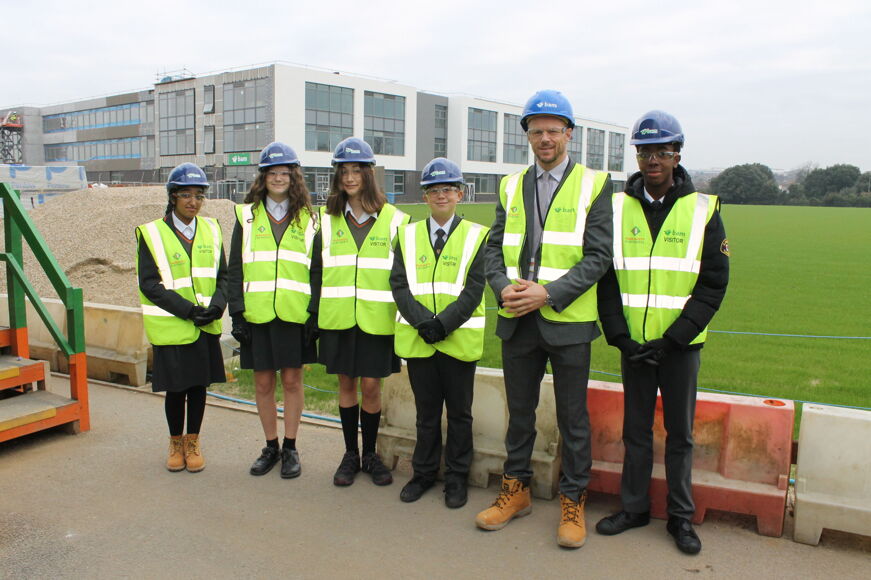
1, 377, 869, 579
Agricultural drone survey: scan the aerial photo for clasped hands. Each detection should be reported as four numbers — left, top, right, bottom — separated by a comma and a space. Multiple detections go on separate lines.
189, 305, 222, 327
501, 279, 549, 317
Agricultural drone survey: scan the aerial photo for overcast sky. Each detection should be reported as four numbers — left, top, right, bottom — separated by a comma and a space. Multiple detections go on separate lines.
4, 0, 869, 172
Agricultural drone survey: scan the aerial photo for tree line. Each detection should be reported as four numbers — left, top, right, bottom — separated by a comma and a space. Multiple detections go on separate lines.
703, 163, 871, 207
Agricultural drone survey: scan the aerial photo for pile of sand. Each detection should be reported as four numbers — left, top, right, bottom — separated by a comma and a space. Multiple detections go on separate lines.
0, 187, 239, 308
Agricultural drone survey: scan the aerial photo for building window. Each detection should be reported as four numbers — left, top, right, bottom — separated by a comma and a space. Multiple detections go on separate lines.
305, 82, 353, 152
385, 170, 405, 195
203, 85, 215, 114
465, 172, 498, 194
43, 102, 146, 133
467, 108, 496, 162
44, 136, 151, 162
304, 167, 333, 199
586, 128, 605, 170
608, 132, 625, 172
223, 78, 269, 153
364, 91, 405, 156
568, 123, 583, 161
204, 125, 215, 154
159, 89, 195, 155
434, 104, 447, 157
503, 113, 527, 165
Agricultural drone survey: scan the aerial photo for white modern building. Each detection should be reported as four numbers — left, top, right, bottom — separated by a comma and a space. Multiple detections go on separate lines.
1, 62, 631, 198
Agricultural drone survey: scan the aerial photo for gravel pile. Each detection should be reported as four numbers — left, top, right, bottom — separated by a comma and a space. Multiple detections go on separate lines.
0, 187, 239, 308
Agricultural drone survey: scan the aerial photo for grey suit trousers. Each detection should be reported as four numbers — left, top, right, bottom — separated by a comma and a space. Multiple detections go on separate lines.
502, 314, 592, 501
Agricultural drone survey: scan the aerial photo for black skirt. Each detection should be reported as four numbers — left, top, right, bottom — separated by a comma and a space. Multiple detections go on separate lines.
240, 318, 316, 372
318, 326, 400, 378
151, 332, 226, 393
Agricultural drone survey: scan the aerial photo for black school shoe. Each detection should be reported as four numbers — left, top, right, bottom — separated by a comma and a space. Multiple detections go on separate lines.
667, 516, 702, 555
596, 510, 651, 535
333, 451, 361, 486
250, 446, 280, 476
361, 452, 393, 486
443, 479, 468, 509
400, 476, 435, 503
280, 448, 301, 479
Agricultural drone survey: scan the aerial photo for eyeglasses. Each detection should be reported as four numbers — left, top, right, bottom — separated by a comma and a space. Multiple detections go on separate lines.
636, 151, 679, 161
266, 170, 292, 178
527, 127, 568, 139
425, 186, 460, 196
176, 192, 206, 201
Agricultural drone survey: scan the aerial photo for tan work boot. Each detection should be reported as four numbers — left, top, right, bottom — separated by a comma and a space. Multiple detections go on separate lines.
166, 436, 185, 472
557, 491, 587, 548
183, 433, 205, 473
475, 476, 532, 531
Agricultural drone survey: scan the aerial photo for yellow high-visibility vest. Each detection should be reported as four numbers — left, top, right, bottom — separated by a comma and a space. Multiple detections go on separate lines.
612, 191, 718, 344
394, 219, 489, 361
499, 163, 609, 322
136, 217, 222, 345
235, 203, 317, 324
319, 204, 410, 335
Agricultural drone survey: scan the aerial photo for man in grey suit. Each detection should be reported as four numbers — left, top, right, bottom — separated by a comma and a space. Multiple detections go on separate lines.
474, 89, 613, 549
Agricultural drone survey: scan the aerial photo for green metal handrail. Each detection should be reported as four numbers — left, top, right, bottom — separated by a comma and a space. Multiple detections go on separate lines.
1, 182, 85, 355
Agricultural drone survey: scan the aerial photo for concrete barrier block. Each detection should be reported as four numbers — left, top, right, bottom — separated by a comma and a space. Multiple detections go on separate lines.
50, 302, 149, 386
379, 365, 560, 499
793, 404, 871, 545
587, 379, 793, 537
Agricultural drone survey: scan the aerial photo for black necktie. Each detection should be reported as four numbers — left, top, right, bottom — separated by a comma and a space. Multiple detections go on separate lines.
434, 229, 446, 256
651, 200, 663, 211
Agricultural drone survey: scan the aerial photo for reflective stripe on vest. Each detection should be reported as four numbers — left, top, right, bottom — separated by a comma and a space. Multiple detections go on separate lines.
394, 220, 488, 362
236, 203, 317, 324
498, 163, 608, 322
137, 216, 222, 345
319, 204, 409, 334
612, 191, 717, 344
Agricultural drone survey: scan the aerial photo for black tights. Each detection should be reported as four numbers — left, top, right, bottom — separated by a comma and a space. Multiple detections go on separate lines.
164, 386, 207, 436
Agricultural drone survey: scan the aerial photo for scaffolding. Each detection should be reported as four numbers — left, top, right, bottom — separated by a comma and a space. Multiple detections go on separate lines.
0, 111, 23, 165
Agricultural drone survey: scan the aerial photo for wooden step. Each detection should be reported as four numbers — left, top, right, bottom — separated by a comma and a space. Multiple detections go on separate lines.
0, 390, 75, 432
0, 327, 12, 348
0, 354, 46, 392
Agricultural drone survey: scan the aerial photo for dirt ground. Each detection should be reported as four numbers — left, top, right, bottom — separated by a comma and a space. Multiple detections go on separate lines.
1, 377, 869, 579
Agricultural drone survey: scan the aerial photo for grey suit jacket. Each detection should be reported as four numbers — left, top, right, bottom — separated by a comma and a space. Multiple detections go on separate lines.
485, 158, 613, 346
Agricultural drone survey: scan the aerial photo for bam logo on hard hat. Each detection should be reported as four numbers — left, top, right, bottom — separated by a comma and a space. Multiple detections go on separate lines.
345, 147, 361, 154
537, 101, 558, 109
430, 170, 446, 176
640, 128, 659, 135
187, 173, 201, 178
269, 152, 284, 159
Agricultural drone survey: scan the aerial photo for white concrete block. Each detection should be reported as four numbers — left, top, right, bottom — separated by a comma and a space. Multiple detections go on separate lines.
793, 403, 871, 545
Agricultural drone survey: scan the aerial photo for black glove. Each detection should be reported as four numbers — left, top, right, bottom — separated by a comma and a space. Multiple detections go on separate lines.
613, 336, 643, 358
231, 314, 251, 345
192, 305, 222, 327
304, 313, 319, 346
189, 305, 210, 326
417, 317, 446, 344
629, 337, 677, 366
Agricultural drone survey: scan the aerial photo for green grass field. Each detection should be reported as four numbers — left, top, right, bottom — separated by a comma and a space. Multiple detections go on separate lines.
213, 203, 871, 427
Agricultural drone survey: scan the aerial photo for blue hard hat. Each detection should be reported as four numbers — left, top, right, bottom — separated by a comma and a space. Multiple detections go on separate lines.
332, 137, 376, 165
420, 158, 465, 187
166, 163, 209, 193
259, 142, 300, 168
520, 89, 575, 131
630, 110, 685, 146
